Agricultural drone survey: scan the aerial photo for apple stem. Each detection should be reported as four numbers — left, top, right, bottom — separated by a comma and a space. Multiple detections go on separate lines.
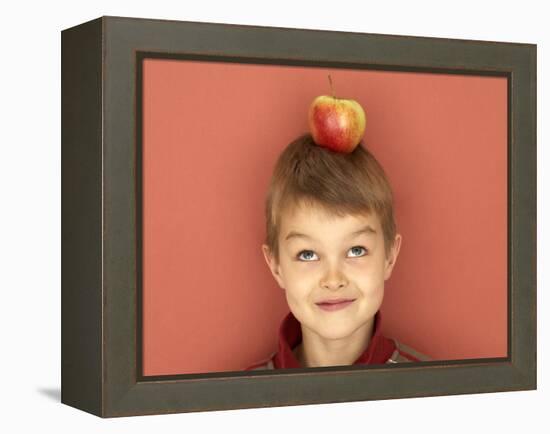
328, 74, 335, 98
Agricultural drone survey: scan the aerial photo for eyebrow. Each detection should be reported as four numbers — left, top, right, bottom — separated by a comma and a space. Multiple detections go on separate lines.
284, 225, 377, 242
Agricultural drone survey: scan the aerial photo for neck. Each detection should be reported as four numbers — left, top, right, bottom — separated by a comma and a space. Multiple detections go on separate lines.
294, 318, 375, 368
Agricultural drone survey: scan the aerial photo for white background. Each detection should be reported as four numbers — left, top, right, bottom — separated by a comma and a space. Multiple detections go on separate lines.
0, 0, 546, 432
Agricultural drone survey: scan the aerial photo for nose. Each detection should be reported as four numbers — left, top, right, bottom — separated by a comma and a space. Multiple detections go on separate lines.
320, 263, 348, 290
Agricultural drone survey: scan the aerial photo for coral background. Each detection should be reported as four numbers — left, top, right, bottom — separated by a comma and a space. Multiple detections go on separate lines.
141, 58, 507, 375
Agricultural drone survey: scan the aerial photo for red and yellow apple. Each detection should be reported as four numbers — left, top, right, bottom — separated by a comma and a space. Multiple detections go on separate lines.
308, 79, 366, 153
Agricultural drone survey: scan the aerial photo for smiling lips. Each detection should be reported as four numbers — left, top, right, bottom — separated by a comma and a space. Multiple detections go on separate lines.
315, 298, 356, 312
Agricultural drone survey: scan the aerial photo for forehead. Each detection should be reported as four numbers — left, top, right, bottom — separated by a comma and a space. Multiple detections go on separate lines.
279, 203, 381, 242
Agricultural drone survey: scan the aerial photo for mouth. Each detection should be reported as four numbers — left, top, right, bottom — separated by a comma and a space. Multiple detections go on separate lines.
315, 298, 356, 312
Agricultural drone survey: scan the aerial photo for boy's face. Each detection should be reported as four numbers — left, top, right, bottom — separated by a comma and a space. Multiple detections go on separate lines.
262, 203, 401, 341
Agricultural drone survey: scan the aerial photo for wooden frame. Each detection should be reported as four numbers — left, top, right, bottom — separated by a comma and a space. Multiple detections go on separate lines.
61, 15, 536, 417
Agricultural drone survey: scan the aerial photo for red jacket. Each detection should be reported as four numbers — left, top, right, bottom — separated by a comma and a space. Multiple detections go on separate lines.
245, 310, 430, 370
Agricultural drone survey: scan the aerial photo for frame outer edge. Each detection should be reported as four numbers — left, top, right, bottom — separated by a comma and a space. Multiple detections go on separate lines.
526, 43, 537, 389
511, 43, 537, 391
97, 16, 538, 417
61, 16, 104, 417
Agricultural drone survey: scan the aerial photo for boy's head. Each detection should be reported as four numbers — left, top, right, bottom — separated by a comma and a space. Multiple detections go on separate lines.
261, 133, 402, 341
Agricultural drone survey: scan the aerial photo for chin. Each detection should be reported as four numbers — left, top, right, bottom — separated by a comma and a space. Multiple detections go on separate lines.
313, 321, 358, 340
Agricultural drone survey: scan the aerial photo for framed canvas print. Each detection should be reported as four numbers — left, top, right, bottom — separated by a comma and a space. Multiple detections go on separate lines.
61, 15, 536, 417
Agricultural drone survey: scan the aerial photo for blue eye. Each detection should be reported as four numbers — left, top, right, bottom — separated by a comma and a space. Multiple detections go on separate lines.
297, 250, 318, 261
349, 246, 367, 257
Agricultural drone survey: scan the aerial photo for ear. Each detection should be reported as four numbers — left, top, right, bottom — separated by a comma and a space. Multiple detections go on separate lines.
383, 234, 402, 281
262, 244, 285, 289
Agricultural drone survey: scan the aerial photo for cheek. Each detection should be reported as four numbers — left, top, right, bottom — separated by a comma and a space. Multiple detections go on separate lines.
283, 286, 312, 321
281, 258, 316, 283
352, 261, 387, 292
280, 265, 315, 303
283, 276, 312, 302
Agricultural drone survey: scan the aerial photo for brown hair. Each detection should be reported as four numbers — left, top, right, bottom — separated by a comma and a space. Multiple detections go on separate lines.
264, 133, 397, 263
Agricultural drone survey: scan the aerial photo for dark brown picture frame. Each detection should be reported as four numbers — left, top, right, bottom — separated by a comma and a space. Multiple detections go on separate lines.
61, 15, 536, 418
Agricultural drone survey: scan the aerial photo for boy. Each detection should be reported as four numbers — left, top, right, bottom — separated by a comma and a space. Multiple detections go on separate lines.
246, 133, 430, 370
